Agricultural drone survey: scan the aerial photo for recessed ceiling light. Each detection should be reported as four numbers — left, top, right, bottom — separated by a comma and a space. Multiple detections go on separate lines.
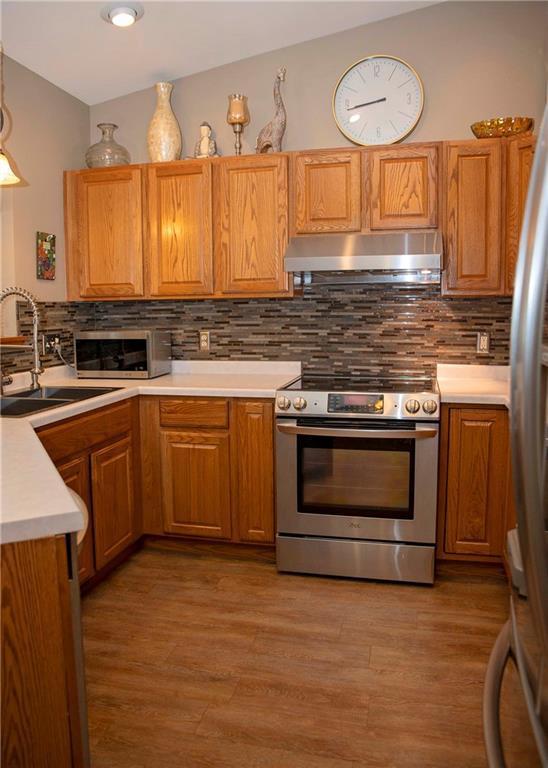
101, 4, 143, 28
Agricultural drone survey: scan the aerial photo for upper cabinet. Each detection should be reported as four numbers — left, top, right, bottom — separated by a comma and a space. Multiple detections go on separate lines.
292, 149, 362, 233
65, 166, 144, 299
443, 140, 503, 296
366, 144, 439, 230
505, 134, 536, 293
214, 154, 291, 297
146, 160, 213, 298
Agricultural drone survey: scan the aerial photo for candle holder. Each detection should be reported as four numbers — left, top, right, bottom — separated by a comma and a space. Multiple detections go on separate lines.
226, 94, 250, 155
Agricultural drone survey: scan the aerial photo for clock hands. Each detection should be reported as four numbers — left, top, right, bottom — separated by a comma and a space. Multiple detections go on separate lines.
347, 97, 387, 110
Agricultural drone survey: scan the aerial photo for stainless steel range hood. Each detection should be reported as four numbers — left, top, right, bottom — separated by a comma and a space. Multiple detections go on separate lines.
284, 231, 442, 285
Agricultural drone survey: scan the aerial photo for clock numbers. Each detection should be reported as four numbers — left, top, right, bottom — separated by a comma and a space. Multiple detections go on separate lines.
333, 55, 424, 146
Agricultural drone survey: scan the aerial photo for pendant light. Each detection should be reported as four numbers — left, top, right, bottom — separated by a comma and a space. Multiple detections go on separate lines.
0, 45, 19, 186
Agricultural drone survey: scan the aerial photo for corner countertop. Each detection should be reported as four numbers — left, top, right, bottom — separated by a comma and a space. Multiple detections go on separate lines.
0, 360, 300, 546
436, 364, 510, 407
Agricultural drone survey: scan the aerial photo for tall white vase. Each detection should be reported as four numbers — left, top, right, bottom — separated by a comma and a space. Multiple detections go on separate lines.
147, 82, 182, 162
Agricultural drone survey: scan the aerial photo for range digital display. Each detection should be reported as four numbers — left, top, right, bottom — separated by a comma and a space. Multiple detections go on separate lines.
327, 393, 384, 414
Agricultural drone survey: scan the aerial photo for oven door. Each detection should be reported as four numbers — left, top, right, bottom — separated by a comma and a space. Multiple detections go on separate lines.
276, 418, 439, 544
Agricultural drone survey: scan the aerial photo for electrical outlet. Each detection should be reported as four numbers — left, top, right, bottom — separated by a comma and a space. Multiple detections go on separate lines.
42, 333, 60, 355
199, 330, 210, 351
476, 331, 490, 355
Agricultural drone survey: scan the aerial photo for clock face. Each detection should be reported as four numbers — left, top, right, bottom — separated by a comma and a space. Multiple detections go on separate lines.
333, 55, 424, 146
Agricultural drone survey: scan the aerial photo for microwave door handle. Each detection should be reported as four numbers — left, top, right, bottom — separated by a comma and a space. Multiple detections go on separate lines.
276, 424, 437, 440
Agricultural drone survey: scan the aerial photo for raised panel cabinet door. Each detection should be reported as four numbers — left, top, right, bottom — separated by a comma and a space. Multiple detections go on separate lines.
293, 150, 361, 233
505, 134, 536, 293
445, 408, 508, 556
57, 454, 95, 584
91, 435, 136, 569
443, 140, 503, 295
215, 155, 290, 296
368, 144, 439, 230
70, 167, 144, 298
161, 430, 232, 539
233, 400, 275, 543
146, 161, 213, 297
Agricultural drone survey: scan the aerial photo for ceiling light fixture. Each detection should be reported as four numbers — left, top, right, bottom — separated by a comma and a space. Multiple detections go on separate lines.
101, 3, 143, 28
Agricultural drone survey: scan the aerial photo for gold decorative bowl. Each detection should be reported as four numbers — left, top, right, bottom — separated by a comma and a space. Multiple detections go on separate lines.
471, 117, 534, 139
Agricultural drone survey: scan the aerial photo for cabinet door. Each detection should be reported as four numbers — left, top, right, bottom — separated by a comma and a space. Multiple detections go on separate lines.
147, 161, 213, 297
445, 408, 508, 557
368, 144, 438, 230
232, 400, 275, 543
91, 435, 136, 569
293, 150, 361, 233
215, 155, 290, 296
57, 454, 95, 584
505, 134, 535, 293
160, 430, 231, 539
443, 140, 503, 295
67, 167, 144, 298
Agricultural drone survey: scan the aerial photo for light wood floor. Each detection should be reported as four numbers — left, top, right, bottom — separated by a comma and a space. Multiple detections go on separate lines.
82, 541, 512, 768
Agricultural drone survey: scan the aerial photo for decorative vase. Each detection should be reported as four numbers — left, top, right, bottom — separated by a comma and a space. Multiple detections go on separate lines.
147, 82, 182, 162
85, 123, 130, 168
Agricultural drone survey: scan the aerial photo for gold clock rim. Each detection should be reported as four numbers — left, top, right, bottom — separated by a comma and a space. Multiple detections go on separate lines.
332, 54, 424, 146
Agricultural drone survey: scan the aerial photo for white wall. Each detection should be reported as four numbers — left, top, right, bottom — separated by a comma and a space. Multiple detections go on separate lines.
90, 1, 547, 162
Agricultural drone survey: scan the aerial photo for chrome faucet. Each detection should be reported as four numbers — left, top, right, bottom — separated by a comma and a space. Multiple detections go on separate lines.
0, 286, 44, 391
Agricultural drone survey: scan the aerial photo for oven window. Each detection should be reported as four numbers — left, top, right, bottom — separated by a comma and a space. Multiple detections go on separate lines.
76, 339, 147, 372
297, 435, 415, 519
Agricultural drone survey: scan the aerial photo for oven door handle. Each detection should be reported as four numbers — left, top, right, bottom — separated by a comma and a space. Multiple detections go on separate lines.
276, 424, 437, 439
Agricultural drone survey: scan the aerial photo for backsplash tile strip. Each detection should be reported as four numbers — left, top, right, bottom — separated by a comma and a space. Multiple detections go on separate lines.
4, 286, 513, 377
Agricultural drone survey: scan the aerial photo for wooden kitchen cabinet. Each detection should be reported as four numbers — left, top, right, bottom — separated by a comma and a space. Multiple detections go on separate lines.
505, 134, 536, 293
65, 166, 144, 299
146, 160, 213, 297
91, 435, 137, 569
367, 143, 439, 230
292, 149, 362, 233
214, 154, 291, 296
232, 399, 275, 543
57, 454, 95, 584
160, 429, 232, 539
437, 404, 511, 560
443, 140, 503, 295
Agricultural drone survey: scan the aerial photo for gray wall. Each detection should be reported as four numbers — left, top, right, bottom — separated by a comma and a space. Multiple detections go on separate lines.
90, 1, 547, 162
1, 56, 89, 315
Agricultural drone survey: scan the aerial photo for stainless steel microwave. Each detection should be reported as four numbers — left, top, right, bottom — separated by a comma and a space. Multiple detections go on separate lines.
74, 330, 171, 379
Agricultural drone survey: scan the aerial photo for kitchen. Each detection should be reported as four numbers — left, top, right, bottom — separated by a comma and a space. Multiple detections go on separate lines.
0, 1, 547, 766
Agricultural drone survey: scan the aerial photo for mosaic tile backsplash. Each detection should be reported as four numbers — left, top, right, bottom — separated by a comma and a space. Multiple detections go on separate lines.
3, 284, 514, 378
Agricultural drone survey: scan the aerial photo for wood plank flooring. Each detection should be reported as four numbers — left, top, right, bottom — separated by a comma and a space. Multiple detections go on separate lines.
82, 541, 512, 768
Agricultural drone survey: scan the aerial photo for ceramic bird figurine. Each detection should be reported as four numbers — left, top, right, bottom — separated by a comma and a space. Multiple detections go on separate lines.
256, 67, 287, 153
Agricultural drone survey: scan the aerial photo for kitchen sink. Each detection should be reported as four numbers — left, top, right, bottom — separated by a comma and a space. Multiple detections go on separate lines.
0, 397, 72, 417
13, 386, 121, 401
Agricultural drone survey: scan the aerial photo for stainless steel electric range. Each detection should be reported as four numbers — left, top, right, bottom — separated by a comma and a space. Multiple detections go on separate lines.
275, 373, 440, 584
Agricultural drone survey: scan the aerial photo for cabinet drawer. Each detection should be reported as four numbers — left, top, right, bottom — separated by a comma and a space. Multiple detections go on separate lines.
37, 400, 132, 463
159, 398, 229, 429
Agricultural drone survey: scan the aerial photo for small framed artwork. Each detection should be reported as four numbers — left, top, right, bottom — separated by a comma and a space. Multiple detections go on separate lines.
36, 231, 56, 280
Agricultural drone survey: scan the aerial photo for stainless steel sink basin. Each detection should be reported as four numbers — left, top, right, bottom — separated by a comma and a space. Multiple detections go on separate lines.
13, 386, 121, 401
0, 397, 72, 417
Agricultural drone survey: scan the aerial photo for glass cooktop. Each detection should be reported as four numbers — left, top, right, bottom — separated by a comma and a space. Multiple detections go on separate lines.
282, 373, 436, 394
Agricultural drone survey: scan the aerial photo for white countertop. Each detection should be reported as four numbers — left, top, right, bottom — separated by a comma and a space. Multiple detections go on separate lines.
436, 364, 510, 407
0, 360, 300, 545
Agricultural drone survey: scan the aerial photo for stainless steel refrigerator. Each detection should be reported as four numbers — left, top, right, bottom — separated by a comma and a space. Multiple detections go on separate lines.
483, 107, 548, 766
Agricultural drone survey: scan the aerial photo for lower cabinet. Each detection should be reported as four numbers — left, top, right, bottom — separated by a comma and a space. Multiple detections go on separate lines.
437, 404, 511, 560
57, 454, 95, 583
151, 396, 275, 544
161, 430, 232, 539
91, 436, 137, 569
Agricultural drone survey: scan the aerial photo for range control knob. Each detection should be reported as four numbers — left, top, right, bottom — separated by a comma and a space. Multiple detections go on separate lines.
422, 399, 438, 415
405, 399, 421, 414
276, 396, 291, 411
293, 397, 308, 411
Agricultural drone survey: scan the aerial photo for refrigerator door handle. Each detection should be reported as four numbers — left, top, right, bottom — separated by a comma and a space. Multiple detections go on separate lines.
483, 620, 512, 768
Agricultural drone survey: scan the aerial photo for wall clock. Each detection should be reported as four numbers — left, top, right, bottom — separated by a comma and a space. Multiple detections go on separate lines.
332, 55, 424, 146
